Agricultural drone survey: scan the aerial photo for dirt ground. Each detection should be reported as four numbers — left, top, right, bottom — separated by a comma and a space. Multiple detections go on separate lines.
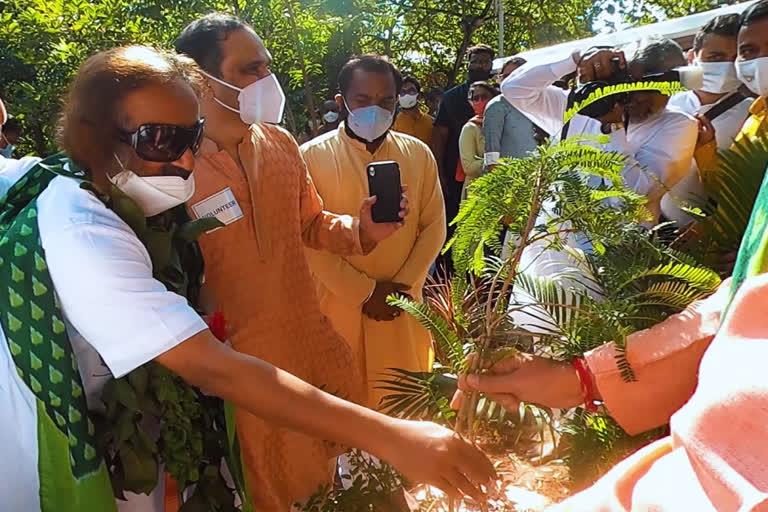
409, 437, 573, 512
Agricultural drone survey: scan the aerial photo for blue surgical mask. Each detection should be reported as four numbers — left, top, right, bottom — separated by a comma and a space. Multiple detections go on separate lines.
343, 98, 394, 142
0, 144, 14, 158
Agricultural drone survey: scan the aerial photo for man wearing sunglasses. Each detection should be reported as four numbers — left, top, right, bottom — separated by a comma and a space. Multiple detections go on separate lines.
174, 13, 413, 511
0, 47, 494, 512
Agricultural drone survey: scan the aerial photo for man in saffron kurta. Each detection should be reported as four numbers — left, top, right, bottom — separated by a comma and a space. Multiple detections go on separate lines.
176, 16, 408, 511
191, 126, 368, 511
300, 55, 446, 408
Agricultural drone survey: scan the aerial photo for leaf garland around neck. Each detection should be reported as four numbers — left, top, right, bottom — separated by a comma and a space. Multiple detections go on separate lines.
72, 167, 236, 509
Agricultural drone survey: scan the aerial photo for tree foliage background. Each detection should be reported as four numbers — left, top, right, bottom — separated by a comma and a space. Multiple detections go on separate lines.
0, 0, 737, 156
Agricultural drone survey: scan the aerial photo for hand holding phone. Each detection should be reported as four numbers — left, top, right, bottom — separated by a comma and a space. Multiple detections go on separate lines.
367, 161, 402, 223
357, 161, 408, 252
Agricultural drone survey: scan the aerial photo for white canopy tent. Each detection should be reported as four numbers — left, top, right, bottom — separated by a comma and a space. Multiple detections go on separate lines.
494, 1, 756, 71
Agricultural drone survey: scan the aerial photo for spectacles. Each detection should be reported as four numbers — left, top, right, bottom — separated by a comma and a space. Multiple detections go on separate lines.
119, 118, 205, 163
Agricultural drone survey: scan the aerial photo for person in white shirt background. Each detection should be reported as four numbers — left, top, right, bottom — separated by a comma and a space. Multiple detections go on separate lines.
502, 38, 699, 222
0, 98, 38, 175
0, 48, 495, 511
661, 14, 753, 226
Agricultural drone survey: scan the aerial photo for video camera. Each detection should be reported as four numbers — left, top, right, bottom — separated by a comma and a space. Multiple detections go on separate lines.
569, 57, 702, 121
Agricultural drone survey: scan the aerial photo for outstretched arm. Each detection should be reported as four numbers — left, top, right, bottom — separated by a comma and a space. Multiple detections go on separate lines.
44, 199, 493, 500
455, 281, 729, 435
156, 330, 496, 499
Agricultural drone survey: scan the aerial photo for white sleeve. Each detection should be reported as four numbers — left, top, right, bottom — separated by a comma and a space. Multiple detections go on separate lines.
0, 157, 42, 198
500, 55, 576, 136
625, 114, 698, 197
42, 220, 207, 378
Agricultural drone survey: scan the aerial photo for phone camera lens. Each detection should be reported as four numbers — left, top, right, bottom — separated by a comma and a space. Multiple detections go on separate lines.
368, 167, 375, 176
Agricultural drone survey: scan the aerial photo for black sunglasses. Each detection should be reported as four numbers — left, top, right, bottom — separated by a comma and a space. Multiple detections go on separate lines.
119, 118, 205, 163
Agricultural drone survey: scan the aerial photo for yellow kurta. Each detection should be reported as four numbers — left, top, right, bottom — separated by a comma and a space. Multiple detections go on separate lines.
458, 120, 485, 199
392, 108, 434, 147
300, 124, 446, 407
695, 95, 763, 175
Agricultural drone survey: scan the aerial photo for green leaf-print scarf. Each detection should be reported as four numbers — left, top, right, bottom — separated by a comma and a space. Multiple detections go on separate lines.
0, 153, 116, 512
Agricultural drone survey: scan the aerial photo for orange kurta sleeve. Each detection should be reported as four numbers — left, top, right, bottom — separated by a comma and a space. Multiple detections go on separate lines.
298, 149, 366, 255
584, 281, 729, 435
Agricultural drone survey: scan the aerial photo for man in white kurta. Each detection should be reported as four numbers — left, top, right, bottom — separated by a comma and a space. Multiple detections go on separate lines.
300, 56, 445, 407
502, 40, 698, 222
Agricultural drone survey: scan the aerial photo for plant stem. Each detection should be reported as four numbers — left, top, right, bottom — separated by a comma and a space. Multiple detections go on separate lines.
526, 227, 581, 246
456, 158, 547, 442
497, 164, 546, 306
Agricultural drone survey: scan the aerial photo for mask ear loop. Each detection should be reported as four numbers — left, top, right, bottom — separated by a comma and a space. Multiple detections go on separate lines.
200, 69, 243, 115
108, 152, 132, 183
342, 97, 354, 117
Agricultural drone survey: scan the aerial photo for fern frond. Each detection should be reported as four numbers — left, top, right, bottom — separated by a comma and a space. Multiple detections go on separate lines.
376, 369, 457, 421
611, 328, 635, 382
628, 280, 711, 310
697, 135, 768, 254
387, 295, 467, 372
514, 272, 589, 334
619, 262, 720, 293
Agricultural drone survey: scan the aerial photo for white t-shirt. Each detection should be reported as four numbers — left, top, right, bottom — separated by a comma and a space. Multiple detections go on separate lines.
0, 157, 207, 511
660, 90, 752, 225
502, 55, 699, 221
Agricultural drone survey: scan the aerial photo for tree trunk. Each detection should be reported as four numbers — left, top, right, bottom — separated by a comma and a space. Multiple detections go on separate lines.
447, 25, 475, 86
283, 99, 299, 136
31, 123, 48, 157
283, 0, 320, 137
383, 21, 396, 57
446, 0, 495, 86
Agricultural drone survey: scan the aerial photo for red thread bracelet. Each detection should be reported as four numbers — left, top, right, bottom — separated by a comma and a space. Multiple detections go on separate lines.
572, 357, 598, 413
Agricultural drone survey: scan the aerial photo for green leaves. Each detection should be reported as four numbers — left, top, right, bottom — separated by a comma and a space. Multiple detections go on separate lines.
387, 294, 468, 373
100, 363, 237, 506
448, 140, 649, 278
177, 217, 225, 243
119, 444, 159, 496
87, 182, 236, 507
691, 134, 768, 264
376, 368, 457, 421
514, 272, 589, 336
296, 449, 404, 512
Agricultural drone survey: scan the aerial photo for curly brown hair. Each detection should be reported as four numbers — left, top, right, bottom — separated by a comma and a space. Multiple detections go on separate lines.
57, 45, 204, 173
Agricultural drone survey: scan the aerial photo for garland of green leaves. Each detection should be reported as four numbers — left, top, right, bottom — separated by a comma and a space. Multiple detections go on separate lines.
70, 167, 249, 511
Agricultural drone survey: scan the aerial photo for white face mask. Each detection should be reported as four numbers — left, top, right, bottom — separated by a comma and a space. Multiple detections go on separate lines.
736, 56, 768, 97
695, 59, 742, 94
399, 93, 418, 109
323, 111, 339, 123
110, 154, 195, 217
343, 99, 394, 142
202, 70, 286, 124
